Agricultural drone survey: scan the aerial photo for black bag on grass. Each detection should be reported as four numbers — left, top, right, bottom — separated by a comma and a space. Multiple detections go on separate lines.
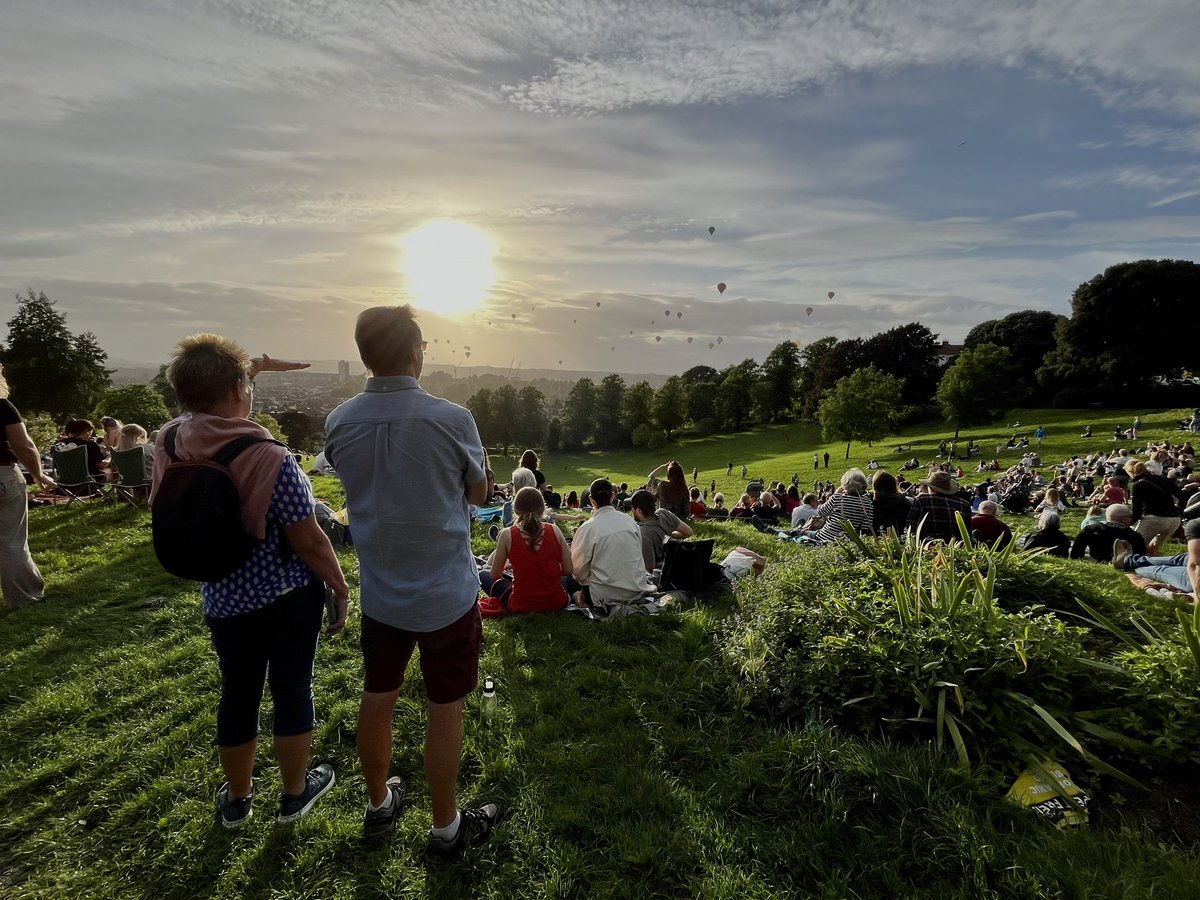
151, 425, 284, 581
660, 539, 725, 594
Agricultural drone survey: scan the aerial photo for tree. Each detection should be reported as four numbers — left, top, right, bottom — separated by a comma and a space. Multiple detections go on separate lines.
94, 384, 172, 431
491, 385, 521, 453
466, 388, 496, 447
964, 310, 1064, 403
796, 336, 838, 419
937, 344, 1016, 438
621, 381, 655, 439
515, 386, 548, 450
151, 364, 179, 413
715, 361, 757, 430
806, 338, 867, 417
652, 376, 687, 441
545, 416, 562, 452
1039, 259, 1200, 396
593, 374, 628, 448
275, 409, 322, 452
753, 340, 802, 421
685, 379, 719, 429
680, 365, 719, 386
561, 378, 596, 450
862, 323, 941, 407
0, 290, 112, 418
817, 367, 907, 459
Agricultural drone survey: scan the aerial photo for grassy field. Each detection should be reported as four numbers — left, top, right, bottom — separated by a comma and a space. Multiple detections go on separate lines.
493, 408, 1193, 508
1, 408, 1198, 898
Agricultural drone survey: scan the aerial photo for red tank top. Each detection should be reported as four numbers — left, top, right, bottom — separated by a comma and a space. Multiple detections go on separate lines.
507, 523, 568, 613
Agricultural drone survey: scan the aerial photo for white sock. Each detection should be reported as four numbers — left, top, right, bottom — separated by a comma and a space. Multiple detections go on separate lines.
368, 788, 395, 813
431, 811, 461, 841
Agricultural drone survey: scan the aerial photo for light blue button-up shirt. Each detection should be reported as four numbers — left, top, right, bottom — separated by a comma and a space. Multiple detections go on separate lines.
325, 376, 486, 632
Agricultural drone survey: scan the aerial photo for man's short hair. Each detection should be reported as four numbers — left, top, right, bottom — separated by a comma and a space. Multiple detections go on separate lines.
511, 467, 537, 490
65, 418, 96, 436
590, 478, 614, 507
978, 500, 999, 516
1105, 503, 1132, 522
630, 489, 656, 517
355, 305, 420, 375
802, 493, 818, 505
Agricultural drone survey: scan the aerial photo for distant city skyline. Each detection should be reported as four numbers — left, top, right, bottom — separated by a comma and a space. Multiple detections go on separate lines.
2, 1, 1199, 375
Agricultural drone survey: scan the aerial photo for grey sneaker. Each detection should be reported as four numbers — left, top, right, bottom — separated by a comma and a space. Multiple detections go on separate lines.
426, 803, 505, 862
1111, 539, 1133, 571
277, 763, 335, 824
363, 777, 408, 838
217, 781, 255, 830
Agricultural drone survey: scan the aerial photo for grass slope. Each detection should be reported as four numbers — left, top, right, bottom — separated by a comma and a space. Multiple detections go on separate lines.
1, 409, 1198, 898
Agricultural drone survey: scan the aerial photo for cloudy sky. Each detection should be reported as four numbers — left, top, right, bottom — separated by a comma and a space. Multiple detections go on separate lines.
2, 0, 1199, 374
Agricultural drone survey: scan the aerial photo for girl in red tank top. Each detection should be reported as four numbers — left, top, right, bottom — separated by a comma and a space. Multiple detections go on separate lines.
489, 487, 571, 613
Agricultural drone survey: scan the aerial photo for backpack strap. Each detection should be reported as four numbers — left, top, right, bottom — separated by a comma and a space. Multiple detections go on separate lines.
213, 435, 284, 468
163, 424, 182, 463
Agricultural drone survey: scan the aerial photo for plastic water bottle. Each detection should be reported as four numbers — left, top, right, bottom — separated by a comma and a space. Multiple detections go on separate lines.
480, 677, 497, 727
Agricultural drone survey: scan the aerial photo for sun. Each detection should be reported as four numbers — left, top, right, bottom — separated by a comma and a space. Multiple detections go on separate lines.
400, 220, 496, 315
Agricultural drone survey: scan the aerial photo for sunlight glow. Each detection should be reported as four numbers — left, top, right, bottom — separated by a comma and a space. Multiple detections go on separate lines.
400, 220, 496, 315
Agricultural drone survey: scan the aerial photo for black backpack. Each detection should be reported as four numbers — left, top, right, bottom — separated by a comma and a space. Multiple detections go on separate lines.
151, 425, 284, 582
660, 539, 726, 595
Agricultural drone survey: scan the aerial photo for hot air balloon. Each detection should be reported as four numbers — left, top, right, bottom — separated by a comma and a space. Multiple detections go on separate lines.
665, 310, 670, 317
805, 307, 813, 316
595, 301, 601, 307
558, 359, 563, 365
573, 319, 577, 324
708, 226, 716, 236
611, 346, 615, 351
629, 330, 633, 335
827, 291, 835, 300
687, 337, 693, 344
717, 336, 723, 344
464, 351, 471, 358
676, 312, 682, 319
511, 314, 516, 320
717, 283, 726, 294
434, 339, 439, 343
655, 336, 661, 342
708, 342, 714, 349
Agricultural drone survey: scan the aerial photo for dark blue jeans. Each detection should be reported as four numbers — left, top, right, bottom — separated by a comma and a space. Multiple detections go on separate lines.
205, 579, 323, 747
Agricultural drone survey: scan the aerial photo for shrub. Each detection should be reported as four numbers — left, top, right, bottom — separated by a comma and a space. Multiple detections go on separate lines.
720, 531, 1200, 779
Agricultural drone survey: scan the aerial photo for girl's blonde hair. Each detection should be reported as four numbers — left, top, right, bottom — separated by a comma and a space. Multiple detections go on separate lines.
115, 423, 148, 451
513, 486, 546, 552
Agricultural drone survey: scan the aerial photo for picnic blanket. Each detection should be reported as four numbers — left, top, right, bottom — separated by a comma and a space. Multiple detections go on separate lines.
565, 590, 690, 621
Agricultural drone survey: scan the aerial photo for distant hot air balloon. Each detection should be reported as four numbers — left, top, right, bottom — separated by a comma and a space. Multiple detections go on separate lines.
717, 336, 723, 344
629, 330, 633, 335
573, 319, 577, 324
434, 339, 439, 343
665, 310, 670, 317
805, 307, 813, 316
708, 342, 714, 349
717, 283, 726, 294
676, 312, 682, 319
465, 352, 471, 358
708, 226, 716, 236
655, 336, 661, 342
827, 291, 835, 300
687, 337, 693, 344
558, 359, 563, 365
611, 346, 615, 351
511, 314, 516, 320
596, 301, 601, 307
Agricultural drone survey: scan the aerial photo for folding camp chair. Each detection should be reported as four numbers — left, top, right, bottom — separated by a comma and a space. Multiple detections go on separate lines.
110, 446, 150, 507
50, 444, 111, 507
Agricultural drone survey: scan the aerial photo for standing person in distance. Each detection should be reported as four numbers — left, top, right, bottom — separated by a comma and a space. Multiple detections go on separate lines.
325, 305, 503, 858
0, 364, 57, 608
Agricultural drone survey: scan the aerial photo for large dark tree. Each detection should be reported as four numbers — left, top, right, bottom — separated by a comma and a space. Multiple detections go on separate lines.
796, 336, 838, 418
561, 378, 596, 450
680, 365, 719, 386
593, 374, 628, 448
862, 323, 941, 407
964, 310, 1064, 403
466, 388, 496, 447
652, 376, 687, 441
274, 409, 322, 452
0, 290, 112, 418
515, 386, 548, 450
817, 367, 907, 459
716, 360, 759, 430
1039, 259, 1200, 395
621, 381, 655, 440
754, 340, 802, 421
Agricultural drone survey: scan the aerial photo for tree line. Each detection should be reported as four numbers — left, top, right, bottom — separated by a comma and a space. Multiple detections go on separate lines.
3, 259, 1198, 454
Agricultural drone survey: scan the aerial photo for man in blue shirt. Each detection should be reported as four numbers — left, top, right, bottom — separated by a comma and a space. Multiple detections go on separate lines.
325, 305, 502, 858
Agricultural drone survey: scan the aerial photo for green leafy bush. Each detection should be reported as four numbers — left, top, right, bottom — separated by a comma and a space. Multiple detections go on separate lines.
720, 531, 1200, 778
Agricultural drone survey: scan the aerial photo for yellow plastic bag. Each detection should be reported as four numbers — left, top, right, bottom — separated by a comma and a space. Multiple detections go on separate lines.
1006, 759, 1089, 828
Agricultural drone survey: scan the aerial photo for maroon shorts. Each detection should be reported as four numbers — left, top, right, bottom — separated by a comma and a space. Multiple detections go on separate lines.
360, 605, 482, 703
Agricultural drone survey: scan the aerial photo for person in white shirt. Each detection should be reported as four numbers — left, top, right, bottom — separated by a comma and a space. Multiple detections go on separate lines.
570, 478, 651, 607
790, 493, 819, 529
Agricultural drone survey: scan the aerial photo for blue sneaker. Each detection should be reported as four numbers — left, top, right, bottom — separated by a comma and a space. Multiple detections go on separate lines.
277, 764, 335, 824
217, 781, 255, 830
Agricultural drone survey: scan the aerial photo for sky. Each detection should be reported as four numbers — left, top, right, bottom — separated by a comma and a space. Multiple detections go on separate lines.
2, 0, 1199, 375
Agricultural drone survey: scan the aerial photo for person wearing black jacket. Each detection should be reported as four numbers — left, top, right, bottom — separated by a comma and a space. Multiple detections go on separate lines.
1019, 510, 1072, 558
1126, 459, 1183, 549
871, 470, 911, 536
1070, 503, 1146, 562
